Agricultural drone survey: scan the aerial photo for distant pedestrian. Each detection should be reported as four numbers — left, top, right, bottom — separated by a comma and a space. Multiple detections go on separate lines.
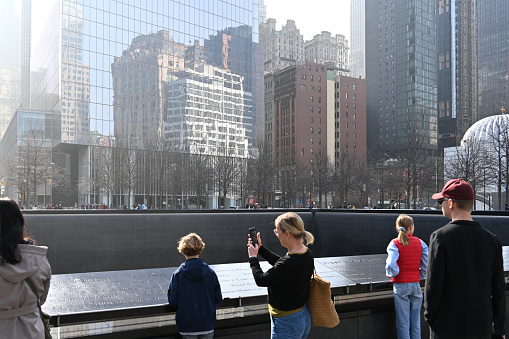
386, 214, 428, 339
425, 179, 506, 338
168, 233, 222, 339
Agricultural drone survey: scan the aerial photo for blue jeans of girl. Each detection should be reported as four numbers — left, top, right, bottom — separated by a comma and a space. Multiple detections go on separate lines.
270, 304, 311, 339
393, 282, 422, 339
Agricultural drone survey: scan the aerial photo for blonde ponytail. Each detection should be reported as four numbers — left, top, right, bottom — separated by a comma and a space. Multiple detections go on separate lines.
275, 212, 314, 245
395, 214, 413, 247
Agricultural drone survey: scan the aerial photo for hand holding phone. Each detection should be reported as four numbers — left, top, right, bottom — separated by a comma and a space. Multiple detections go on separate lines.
249, 227, 258, 246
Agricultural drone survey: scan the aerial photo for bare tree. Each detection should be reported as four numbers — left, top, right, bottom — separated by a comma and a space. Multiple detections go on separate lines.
445, 140, 488, 203
1, 119, 53, 207
279, 158, 307, 208
311, 147, 334, 208
248, 139, 276, 206
333, 150, 358, 207
213, 147, 238, 208
485, 119, 509, 209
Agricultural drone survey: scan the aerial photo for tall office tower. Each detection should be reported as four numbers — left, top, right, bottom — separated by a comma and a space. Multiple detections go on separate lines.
437, 0, 477, 148
30, 0, 262, 149
477, 0, 509, 120
112, 30, 185, 149
259, 19, 305, 73
165, 65, 250, 157
350, 0, 366, 79
0, 0, 21, 70
0, 69, 21, 139
304, 32, 349, 76
21, 0, 31, 108
258, 0, 267, 25
365, 0, 438, 158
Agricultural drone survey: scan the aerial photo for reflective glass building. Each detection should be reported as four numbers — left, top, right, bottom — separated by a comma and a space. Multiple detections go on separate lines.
477, 0, 509, 120
30, 0, 263, 154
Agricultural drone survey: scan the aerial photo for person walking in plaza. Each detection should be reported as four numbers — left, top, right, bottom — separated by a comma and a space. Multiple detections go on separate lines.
385, 214, 428, 339
247, 212, 314, 339
167, 233, 222, 339
0, 198, 52, 338
425, 179, 506, 339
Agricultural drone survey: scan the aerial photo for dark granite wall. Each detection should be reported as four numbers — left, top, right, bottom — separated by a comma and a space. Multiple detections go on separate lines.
23, 210, 509, 274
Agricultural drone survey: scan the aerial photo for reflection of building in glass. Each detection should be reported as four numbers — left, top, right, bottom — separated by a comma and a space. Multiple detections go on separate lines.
477, 0, 509, 120
0, 69, 21, 139
0, 108, 59, 205
305, 32, 349, 76
205, 25, 264, 150
60, 2, 90, 144
259, 19, 305, 73
437, 0, 477, 148
366, 0, 438, 158
22, 0, 261, 206
111, 30, 185, 149
165, 65, 250, 157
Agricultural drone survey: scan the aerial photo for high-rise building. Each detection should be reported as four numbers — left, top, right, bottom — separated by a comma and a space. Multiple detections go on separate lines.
259, 19, 305, 73
165, 65, 250, 157
331, 74, 367, 167
477, 0, 509, 120
273, 62, 329, 167
0, 0, 21, 70
350, 0, 366, 79
365, 0, 438, 158
29, 0, 262, 147
305, 32, 349, 76
24, 0, 262, 205
437, 0, 477, 148
0, 69, 21, 139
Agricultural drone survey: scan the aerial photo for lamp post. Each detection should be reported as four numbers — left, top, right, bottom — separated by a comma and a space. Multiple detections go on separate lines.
50, 162, 54, 207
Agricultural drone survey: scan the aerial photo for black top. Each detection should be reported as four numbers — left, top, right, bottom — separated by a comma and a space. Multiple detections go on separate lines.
424, 220, 506, 337
249, 245, 314, 311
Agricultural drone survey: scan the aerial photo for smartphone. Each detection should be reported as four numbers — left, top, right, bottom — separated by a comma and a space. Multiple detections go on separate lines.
249, 227, 258, 246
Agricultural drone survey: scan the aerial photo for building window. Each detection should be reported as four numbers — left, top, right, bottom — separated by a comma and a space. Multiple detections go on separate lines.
311, 127, 314, 134
311, 138, 314, 144
318, 97, 321, 103
353, 84, 356, 90
345, 82, 348, 88
311, 96, 314, 102
345, 92, 349, 99
300, 84, 306, 90
439, 54, 444, 70
446, 52, 450, 68
311, 117, 314, 123
318, 128, 321, 134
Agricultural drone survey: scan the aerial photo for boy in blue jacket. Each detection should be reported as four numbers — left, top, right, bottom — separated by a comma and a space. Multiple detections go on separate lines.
168, 233, 222, 339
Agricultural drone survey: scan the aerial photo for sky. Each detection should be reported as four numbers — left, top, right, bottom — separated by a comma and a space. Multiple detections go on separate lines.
264, 0, 351, 42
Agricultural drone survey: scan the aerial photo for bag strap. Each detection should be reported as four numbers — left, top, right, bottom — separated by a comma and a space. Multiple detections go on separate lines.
24, 277, 42, 307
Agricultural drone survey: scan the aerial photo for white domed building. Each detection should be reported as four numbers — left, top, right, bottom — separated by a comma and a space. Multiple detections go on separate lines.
444, 113, 509, 210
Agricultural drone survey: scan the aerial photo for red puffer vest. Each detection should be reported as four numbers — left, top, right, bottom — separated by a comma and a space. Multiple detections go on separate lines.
392, 236, 422, 283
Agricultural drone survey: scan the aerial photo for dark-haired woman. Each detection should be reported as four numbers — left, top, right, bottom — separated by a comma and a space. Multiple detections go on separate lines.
247, 212, 314, 339
0, 198, 51, 338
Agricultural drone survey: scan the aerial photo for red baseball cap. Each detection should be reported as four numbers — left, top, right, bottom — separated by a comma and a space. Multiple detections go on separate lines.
432, 179, 474, 200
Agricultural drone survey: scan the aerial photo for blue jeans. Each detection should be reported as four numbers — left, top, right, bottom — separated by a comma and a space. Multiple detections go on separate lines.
393, 282, 422, 339
270, 305, 311, 339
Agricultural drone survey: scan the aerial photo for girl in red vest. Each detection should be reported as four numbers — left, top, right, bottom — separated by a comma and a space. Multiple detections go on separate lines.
386, 214, 428, 339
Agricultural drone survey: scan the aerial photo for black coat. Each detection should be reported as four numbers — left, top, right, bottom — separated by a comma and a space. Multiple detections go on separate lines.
424, 220, 506, 337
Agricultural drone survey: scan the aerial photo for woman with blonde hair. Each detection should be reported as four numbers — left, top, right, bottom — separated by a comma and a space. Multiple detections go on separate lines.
247, 212, 314, 338
385, 214, 428, 339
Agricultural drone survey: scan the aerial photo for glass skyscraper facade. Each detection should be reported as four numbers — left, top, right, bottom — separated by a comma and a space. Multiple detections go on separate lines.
366, 0, 438, 156
477, 0, 509, 120
30, 0, 263, 154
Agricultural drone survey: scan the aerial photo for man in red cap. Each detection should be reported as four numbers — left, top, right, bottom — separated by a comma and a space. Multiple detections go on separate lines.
424, 179, 506, 339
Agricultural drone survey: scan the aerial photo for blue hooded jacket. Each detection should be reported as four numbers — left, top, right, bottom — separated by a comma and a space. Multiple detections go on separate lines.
167, 258, 222, 332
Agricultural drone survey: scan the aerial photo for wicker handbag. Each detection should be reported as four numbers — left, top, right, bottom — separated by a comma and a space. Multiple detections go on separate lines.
306, 270, 340, 328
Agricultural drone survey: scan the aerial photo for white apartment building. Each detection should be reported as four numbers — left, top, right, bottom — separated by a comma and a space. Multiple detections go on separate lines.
165, 65, 251, 158
259, 19, 305, 73
304, 31, 349, 76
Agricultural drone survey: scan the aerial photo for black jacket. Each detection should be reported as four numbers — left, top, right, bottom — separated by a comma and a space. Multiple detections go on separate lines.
424, 220, 506, 337
249, 245, 314, 311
